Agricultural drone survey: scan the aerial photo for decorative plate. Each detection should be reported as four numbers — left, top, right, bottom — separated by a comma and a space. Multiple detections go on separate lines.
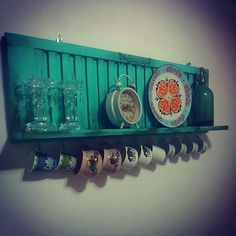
148, 64, 192, 127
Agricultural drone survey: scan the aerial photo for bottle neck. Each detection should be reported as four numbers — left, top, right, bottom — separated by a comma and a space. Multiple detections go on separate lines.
199, 75, 206, 84
198, 68, 206, 84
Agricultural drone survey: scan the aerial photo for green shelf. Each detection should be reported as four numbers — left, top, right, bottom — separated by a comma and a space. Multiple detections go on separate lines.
2, 33, 228, 141
11, 125, 228, 141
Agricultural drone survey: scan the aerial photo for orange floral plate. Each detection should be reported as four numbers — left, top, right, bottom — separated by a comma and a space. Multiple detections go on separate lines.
148, 65, 192, 127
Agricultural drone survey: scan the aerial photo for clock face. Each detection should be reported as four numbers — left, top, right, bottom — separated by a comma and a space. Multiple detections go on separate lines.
119, 91, 138, 122
106, 85, 142, 127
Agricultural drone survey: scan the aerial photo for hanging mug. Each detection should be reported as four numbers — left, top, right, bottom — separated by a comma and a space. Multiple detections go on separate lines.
182, 137, 195, 155
152, 145, 167, 164
121, 146, 139, 169
170, 137, 187, 157
59, 152, 77, 170
27, 151, 61, 172
82, 150, 103, 178
192, 136, 207, 154
153, 138, 174, 163
103, 148, 122, 174
74, 150, 87, 175
138, 144, 153, 166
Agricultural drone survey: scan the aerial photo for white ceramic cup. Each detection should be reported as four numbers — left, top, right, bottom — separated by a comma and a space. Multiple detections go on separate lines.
138, 144, 153, 166
152, 145, 167, 164
170, 137, 187, 157
179, 144, 187, 156
192, 137, 207, 153
122, 146, 139, 169
154, 138, 175, 160
200, 142, 207, 153
191, 142, 199, 154
166, 144, 175, 158
182, 137, 195, 155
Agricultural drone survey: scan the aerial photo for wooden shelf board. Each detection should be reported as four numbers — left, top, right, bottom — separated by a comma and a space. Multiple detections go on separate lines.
10, 125, 229, 141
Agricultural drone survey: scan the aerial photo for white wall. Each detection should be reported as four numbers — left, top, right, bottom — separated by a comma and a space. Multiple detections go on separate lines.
0, 0, 235, 235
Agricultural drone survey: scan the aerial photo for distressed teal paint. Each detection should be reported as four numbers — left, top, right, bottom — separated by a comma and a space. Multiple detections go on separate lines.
108, 61, 118, 91
48, 52, 63, 127
144, 67, 153, 128
118, 63, 128, 87
86, 58, 99, 129
136, 65, 145, 128
74, 56, 88, 129
97, 59, 109, 128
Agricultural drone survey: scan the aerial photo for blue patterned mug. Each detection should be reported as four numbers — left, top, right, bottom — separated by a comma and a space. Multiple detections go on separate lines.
27, 151, 60, 172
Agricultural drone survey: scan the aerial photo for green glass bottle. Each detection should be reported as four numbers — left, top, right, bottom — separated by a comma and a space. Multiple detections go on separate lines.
192, 68, 214, 126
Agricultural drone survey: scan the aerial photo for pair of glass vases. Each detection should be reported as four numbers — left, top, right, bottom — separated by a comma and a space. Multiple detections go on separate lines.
16, 75, 82, 132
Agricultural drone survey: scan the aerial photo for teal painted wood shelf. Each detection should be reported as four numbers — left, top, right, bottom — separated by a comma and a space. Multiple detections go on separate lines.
11, 126, 228, 141
2, 33, 228, 141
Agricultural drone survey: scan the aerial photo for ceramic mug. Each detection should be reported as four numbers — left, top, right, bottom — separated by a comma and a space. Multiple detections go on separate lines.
152, 145, 167, 164
192, 136, 207, 153
182, 137, 194, 155
121, 146, 139, 169
74, 150, 87, 175
103, 148, 122, 174
138, 144, 153, 166
191, 141, 199, 154
170, 137, 187, 157
155, 138, 175, 161
166, 144, 175, 158
27, 151, 61, 172
59, 152, 77, 170
81, 150, 103, 178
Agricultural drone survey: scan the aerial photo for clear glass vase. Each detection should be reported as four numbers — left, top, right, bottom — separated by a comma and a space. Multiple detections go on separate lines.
59, 75, 82, 131
24, 77, 56, 132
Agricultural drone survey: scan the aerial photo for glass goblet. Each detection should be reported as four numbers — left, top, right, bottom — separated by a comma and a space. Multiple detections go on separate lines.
59, 78, 82, 131
25, 77, 56, 132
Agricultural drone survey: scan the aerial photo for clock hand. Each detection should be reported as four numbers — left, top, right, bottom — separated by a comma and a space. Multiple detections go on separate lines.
122, 104, 129, 111
128, 105, 135, 113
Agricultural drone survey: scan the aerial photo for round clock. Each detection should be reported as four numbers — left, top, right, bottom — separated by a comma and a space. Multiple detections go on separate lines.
106, 74, 142, 128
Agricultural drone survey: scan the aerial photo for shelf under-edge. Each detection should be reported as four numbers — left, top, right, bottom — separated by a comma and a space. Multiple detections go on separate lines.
10, 125, 229, 141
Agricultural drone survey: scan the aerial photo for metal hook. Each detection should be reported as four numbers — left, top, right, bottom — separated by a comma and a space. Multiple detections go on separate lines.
56, 34, 62, 42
